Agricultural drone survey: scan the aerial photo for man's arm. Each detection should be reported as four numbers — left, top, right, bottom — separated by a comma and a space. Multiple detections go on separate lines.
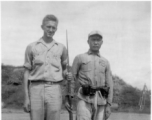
72, 55, 81, 93
61, 46, 68, 78
61, 45, 74, 94
23, 44, 32, 112
72, 56, 80, 80
104, 61, 113, 119
24, 69, 30, 99
23, 68, 30, 112
105, 61, 113, 106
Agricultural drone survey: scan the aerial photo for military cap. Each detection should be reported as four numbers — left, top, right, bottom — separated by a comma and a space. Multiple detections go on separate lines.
88, 30, 102, 38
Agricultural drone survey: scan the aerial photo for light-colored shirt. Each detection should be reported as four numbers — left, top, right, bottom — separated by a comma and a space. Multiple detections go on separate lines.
24, 38, 68, 81
72, 50, 113, 105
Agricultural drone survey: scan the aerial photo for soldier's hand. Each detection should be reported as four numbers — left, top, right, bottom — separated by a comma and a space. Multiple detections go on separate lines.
66, 72, 73, 81
23, 97, 30, 113
105, 105, 111, 120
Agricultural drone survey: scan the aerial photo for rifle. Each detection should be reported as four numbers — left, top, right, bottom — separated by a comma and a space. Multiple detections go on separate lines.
66, 30, 73, 120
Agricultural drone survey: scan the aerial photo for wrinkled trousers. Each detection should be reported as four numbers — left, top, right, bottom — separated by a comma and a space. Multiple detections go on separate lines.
29, 82, 62, 120
76, 99, 105, 120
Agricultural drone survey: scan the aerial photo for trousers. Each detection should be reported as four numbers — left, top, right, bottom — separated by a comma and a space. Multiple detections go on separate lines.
76, 99, 105, 120
29, 82, 62, 120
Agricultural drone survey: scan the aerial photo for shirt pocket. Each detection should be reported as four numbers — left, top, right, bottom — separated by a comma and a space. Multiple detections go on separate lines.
31, 55, 44, 73
99, 64, 106, 74
51, 54, 61, 72
81, 60, 92, 72
100, 66, 106, 73
99, 61, 106, 73
33, 59, 43, 65
33, 55, 44, 66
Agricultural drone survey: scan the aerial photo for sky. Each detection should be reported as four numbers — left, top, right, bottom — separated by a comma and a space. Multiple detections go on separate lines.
1, 1, 151, 90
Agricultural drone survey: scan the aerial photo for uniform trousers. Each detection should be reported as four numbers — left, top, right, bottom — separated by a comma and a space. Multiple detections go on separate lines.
76, 99, 105, 120
29, 82, 62, 120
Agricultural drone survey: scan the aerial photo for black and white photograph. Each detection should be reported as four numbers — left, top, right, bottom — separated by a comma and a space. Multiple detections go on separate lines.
1, 1, 151, 120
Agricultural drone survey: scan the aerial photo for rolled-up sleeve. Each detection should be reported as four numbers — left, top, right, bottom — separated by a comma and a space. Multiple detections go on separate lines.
105, 61, 113, 105
24, 44, 33, 70
72, 55, 81, 81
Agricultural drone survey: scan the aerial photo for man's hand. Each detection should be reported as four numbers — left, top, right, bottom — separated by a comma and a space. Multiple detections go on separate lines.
23, 97, 30, 113
66, 72, 73, 81
65, 95, 73, 112
104, 105, 111, 120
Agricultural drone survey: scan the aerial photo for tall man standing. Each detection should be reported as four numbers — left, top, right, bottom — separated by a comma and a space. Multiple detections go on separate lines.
23, 14, 72, 120
72, 31, 113, 120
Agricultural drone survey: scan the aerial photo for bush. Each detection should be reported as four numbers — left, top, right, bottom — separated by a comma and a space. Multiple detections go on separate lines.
2, 65, 24, 108
2, 85, 24, 108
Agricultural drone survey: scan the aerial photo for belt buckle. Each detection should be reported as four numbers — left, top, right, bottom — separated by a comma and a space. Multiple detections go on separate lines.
49, 81, 54, 85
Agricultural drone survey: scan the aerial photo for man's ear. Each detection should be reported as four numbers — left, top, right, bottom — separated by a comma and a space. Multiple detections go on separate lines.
87, 39, 89, 44
55, 27, 57, 32
101, 40, 103, 45
41, 25, 44, 30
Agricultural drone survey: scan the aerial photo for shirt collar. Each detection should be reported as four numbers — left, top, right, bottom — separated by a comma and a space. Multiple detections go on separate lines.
37, 38, 58, 46
87, 49, 101, 57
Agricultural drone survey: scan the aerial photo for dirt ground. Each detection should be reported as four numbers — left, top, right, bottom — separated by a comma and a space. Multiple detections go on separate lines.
1, 109, 151, 120
2, 109, 75, 120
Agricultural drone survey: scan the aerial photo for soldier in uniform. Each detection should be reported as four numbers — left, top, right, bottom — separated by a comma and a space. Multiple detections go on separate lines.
23, 14, 72, 120
72, 31, 113, 120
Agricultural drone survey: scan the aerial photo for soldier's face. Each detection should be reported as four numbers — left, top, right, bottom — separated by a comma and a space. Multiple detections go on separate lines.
41, 20, 58, 38
88, 35, 103, 52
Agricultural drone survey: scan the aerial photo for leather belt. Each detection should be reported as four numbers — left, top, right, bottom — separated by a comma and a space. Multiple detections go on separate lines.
30, 80, 63, 85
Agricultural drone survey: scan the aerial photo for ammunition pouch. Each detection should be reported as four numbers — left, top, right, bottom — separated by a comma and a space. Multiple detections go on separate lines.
82, 85, 109, 98
81, 85, 91, 96
100, 87, 109, 98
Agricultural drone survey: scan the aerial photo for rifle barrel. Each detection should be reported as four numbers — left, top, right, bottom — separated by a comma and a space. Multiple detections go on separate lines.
66, 30, 73, 120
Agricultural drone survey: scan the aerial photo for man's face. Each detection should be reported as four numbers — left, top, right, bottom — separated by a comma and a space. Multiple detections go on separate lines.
88, 35, 103, 52
41, 20, 58, 38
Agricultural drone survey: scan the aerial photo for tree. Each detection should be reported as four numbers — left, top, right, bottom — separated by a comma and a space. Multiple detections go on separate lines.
120, 86, 141, 107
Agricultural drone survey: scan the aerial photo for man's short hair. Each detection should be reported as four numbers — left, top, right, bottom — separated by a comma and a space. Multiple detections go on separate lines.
42, 14, 59, 25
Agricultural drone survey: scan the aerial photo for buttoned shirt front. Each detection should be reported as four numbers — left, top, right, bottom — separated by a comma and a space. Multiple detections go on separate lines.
72, 50, 113, 105
24, 38, 67, 82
